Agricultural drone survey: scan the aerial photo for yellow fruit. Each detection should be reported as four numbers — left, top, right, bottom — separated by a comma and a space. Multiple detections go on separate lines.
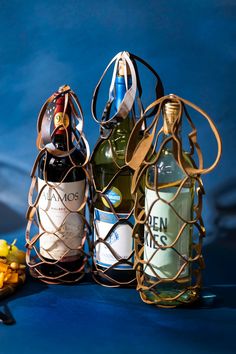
4, 271, 12, 282
0, 239, 26, 275
7, 240, 26, 265
10, 244, 18, 252
0, 272, 4, 288
6, 272, 18, 284
7, 250, 26, 264
0, 262, 9, 272
0, 239, 26, 289
0, 240, 9, 257
10, 262, 19, 270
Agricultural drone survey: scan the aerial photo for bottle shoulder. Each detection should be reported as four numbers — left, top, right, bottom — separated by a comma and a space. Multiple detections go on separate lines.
38, 149, 85, 182
91, 124, 141, 166
91, 137, 126, 166
148, 148, 194, 185
91, 139, 113, 163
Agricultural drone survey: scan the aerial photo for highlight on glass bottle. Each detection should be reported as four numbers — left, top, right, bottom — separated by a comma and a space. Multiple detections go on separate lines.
126, 94, 222, 306
90, 51, 164, 287
25, 85, 91, 284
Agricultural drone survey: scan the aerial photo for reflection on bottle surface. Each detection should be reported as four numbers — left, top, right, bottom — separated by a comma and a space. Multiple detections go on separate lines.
143, 100, 196, 305
38, 92, 86, 281
91, 63, 136, 285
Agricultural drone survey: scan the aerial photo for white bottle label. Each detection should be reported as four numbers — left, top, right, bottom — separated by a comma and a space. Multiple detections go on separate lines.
144, 187, 192, 279
38, 178, 85, 261
94, 208, 134, 270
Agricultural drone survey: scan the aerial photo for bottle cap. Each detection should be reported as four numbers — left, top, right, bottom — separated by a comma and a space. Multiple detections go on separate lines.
118, 59, 131, 76
58, 84, 71, 93
54, 86, 71, 133
163, 95, 181, 135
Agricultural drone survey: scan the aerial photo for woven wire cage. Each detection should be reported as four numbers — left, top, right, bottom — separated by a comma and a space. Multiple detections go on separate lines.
25, 86, 91, 284
90, 143, 136, 287
126, 94, 222, 307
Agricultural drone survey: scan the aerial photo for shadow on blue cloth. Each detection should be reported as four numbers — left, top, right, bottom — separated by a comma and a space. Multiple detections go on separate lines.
0, 202, 25, 233
0, 161, 29, 235
200, 177, 236, 308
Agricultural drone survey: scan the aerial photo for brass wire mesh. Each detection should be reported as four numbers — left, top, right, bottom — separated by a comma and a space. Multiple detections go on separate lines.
25, 86, 91, 284
90, 51, 164, 287
126, 94, 222, 307
90, 145, 136, 287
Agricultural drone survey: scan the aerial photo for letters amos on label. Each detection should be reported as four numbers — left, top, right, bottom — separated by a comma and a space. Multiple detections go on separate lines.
38, 178, 85, 261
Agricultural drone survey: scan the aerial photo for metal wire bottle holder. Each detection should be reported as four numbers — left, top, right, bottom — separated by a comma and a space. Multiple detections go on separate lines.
90, 51, 164, 287
126, 94, 222, 306
26, 85, 91, 284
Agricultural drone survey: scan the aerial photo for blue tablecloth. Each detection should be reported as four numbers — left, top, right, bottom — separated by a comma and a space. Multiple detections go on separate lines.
0, 228, 236, 354
0, 0, 235, 353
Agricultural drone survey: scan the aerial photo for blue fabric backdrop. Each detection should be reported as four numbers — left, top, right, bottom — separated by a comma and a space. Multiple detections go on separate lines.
0, 1, 235, 353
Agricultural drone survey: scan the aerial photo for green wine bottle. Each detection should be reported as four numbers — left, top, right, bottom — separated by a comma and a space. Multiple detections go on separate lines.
144, 99, 196, 305
91, 60, 136, 286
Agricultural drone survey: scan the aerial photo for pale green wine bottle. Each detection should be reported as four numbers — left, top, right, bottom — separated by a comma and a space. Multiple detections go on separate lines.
91, 60, 136, 286
144, 99, 196, 305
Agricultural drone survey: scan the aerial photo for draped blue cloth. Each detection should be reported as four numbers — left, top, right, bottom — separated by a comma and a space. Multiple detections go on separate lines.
0, 1, 235, 353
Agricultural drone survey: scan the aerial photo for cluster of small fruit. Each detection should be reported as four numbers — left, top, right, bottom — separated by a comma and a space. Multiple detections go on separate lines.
0, 239, 26, 289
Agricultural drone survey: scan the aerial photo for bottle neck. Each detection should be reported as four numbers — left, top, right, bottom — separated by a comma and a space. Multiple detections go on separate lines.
113, 75, 133, 133
162, 100, 182, 152
53, 131, 73, 150
162, 129, 182, 152
52, 97, 73, 150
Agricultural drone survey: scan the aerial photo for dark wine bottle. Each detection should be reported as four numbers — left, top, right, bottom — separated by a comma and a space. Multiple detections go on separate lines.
38, 87, 85, 282
91, 60, 136, 286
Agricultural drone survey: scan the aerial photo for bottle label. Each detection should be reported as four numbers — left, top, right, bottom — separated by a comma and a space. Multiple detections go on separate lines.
38, 178, 85, 261
94, 208, 134, 270
101, 187, 122, 208
144, 187, 192, 279
54, 112, 69, 130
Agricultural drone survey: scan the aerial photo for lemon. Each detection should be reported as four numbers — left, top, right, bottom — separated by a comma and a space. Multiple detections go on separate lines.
0, 240, 9, 258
